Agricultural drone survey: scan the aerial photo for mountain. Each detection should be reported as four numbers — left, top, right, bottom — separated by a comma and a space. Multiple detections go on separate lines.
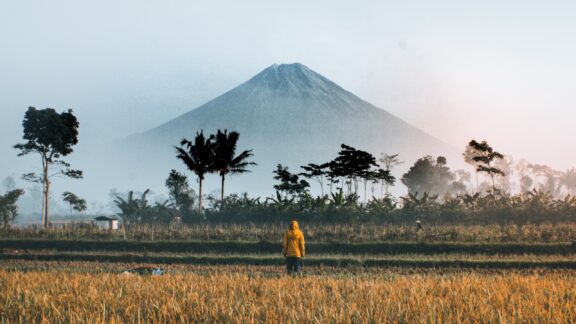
118, 63, 456, 197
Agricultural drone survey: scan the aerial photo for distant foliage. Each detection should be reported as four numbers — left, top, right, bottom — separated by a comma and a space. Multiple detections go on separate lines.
0, 189, 24, 230
13, 107, 82, 227
201, 190, 576, 225
113, 190, 175, 226
401, 156, 465, 197
467, 140, 505, 192
273, 164, 310, 198
62, 192, 87, 215
165, 169, 195, 212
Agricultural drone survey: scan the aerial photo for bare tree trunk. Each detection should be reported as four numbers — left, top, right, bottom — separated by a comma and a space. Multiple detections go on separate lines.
221, 174, 225, 206
44, 177, 50, 228
43, 161, 49, 228
198, 177, 203, 213
474, 169, 479, 193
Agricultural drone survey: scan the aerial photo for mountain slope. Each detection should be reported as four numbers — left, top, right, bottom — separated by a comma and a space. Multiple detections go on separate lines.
120, 63, 456, 196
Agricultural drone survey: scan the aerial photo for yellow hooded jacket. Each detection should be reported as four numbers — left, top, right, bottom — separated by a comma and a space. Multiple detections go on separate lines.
282, 221, 305, 258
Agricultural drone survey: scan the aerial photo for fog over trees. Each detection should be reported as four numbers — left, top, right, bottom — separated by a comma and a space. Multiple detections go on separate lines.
4, 106, 576, 227
2, 69, 576, 227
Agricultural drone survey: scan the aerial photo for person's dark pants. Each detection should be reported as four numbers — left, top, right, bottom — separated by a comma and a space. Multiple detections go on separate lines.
286, 257, 302, 274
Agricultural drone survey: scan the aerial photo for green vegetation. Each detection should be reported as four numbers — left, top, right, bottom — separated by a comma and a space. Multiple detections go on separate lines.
14, 107, 82, 227
3, 223, 576, 242
2, 252, 576, 269
61, 191, 87, 216
1, 238, 574, 255
0, 189, 24, 230
6, 107, 576, 231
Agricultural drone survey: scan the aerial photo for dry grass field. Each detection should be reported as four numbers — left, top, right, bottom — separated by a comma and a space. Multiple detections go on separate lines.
2, 223, 575, 322
1, 268, 575, 323
6, 223, 576, 242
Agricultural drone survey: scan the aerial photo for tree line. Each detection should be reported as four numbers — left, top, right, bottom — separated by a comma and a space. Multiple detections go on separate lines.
3, 107, 576, 228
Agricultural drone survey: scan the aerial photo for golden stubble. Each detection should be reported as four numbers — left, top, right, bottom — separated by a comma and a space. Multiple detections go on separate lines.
1, 270, 575, 323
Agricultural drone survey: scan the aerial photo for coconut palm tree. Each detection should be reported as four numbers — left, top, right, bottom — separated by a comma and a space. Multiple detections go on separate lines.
175, 131, 215, 212
213, 130, 256, 204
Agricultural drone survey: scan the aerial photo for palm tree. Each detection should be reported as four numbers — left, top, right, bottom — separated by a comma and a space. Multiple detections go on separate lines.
213, 130, 256, 204
175, 131, 215, 212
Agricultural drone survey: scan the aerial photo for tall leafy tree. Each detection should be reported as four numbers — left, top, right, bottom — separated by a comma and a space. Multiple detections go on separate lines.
378, 153, 403, 196
273, 164, 310, 198
14, 107, 82, 227
61, 191, 87, 216
325, 160, 346, 194
401, 156, 456, 197
467, 140, 505, 192
175, 131, 214, 212
333, 144, 378, 195
463, 144, 482, 192
0, 189, 24, 230
300, 163, 329, 196
373, 168, 396, 198
165, 169, 195, 212
212, 130, 256, 203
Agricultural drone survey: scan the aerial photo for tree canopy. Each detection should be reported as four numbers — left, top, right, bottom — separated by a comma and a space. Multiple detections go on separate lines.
0, 189, 24, 230
13, 107, 82, 227
401, 156, 462, 197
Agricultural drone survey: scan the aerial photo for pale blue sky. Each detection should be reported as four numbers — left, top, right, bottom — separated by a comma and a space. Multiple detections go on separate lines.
1, 0, 575, 171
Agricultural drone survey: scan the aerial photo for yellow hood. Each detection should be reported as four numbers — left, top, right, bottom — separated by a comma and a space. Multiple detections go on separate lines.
290, 220, 299, 231
287, 221, 303, 239
283, 220, 305, 257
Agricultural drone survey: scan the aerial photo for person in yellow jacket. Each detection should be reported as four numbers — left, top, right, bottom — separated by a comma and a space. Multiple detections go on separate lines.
282, 220, 305, 275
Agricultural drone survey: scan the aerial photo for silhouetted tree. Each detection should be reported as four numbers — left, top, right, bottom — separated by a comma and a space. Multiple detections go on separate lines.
14, 107, 82, 227
213, 130, 256, 203
463, 143, 481, 192
325, 160, 345, 194
379, 153, 404, 196
333, 144, 378, 195
0, 189, 24, 230
273, 164, 310, 198
373, 168, 396, 198
467, 140, 504, 192
300, 163, 329, 196
175, 131, 214, 212
62, 191, 87, 216
165, 169, 195, 212
401, 156, 456, 197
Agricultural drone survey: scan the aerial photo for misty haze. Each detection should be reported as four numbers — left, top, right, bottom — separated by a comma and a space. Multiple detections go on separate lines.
1, 1, 576, 322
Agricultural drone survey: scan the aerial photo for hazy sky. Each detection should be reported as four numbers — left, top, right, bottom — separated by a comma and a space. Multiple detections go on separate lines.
1, 0, 576, 181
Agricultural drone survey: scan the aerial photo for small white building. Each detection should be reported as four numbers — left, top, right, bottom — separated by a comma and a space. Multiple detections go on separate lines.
94, 216, 119, 230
